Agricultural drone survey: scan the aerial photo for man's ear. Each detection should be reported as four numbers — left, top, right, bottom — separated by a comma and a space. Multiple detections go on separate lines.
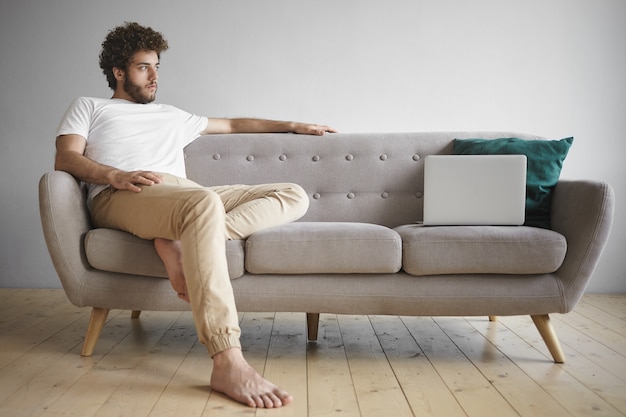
113, 67, 125, 81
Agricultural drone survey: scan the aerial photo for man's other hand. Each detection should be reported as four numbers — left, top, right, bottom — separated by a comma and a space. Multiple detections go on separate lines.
293, 123, 337, 136
109, 170, 164, 192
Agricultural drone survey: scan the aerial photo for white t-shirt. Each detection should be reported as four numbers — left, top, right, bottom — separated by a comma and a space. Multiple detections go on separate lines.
56, 97, 209, 204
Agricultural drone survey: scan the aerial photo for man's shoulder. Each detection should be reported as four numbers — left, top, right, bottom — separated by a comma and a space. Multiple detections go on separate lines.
75, 96, 103, 101
68, 96, 111, 110
156, 102, 187, 113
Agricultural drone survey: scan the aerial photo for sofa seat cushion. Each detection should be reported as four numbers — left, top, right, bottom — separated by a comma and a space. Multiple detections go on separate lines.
395, 224, 567, 276
245, 222, 402, 274
84, 228, 245, 280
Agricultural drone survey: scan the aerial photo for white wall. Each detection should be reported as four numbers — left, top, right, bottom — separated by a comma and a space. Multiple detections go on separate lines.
1, 0, 624, 292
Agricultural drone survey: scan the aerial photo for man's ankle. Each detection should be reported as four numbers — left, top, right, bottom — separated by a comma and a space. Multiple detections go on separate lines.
213, 347, 244, 365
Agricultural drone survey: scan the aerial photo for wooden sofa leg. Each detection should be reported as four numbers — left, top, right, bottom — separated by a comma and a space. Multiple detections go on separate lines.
131, 310, 141, 319
306, 313, 320, 341
489, 316, 498, 322
531, 314, 565, 363
81, 307, 110, 357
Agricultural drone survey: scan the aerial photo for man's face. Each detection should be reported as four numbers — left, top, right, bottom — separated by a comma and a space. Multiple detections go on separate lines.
120, 50, 160, 104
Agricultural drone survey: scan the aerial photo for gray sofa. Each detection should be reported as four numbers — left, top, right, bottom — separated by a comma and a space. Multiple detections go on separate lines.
39, 132, 615, 362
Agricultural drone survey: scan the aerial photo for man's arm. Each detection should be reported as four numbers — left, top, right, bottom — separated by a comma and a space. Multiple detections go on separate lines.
201, 118, 336, 136
55, 134, 163, 193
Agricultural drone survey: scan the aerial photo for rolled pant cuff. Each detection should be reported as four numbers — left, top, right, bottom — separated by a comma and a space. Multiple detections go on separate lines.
206, 334, 242, 357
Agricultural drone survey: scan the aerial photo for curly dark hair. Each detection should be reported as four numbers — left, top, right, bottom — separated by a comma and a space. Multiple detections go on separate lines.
99, 22, 169, 90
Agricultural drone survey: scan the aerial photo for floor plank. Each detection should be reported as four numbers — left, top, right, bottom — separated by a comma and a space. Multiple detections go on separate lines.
554, 310, 626, 356
256, 312, 308, 417
1, 289, 625, 417
38, 311, 181, 417
370, 315, 467, 417
0, 293, 88, 368
0, 309, 91, 403
146, 336, 211, 417
550, 313, 626, 383
93, 312, 195, 417
469, 315, 623, 417
436, 316, 571, 416
307, 314, 360, 417
584, 295, 626, 320
575, 299, 626, 332
337, 315, 414, 417
498, 315, 626, 415
402, 316, 520, 417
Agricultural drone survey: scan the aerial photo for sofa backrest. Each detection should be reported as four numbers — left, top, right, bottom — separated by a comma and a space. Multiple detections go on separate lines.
184, 131, 544, 228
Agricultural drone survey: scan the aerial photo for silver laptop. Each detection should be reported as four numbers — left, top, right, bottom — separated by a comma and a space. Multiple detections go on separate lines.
422, 155, 527, 226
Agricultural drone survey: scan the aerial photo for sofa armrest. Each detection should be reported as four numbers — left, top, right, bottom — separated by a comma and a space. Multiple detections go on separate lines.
551, 180, 615, 311
39, 171, 93, 305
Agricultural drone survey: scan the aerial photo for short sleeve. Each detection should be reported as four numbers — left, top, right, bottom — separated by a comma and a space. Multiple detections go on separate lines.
56, 97, 93, 139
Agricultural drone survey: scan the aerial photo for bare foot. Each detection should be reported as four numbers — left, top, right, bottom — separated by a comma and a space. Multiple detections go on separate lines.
154, 238, 189, 302
210, 347, 293, 408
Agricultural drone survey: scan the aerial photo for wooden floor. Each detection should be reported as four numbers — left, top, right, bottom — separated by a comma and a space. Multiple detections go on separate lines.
0, 289, 624, 417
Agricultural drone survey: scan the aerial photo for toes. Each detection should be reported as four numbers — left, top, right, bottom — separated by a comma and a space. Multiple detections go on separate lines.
252, 395, 265, 408
266, 392, 283, 408
272, 389, 293, 406
279, 392, 294, 405
262, 394, 274, 408
247, 396, 260, 408
248, 393, 283, 408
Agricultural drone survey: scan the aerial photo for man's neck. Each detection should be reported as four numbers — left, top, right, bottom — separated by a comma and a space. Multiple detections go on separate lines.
111, 90, 136, 103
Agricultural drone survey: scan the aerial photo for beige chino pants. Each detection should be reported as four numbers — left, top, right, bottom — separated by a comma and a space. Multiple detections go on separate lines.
90, 173, 309, 356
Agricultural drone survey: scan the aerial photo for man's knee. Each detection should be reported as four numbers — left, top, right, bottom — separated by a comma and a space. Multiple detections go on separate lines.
183, 188, 224, 219
284, 183, 309, 220
194, 187, 222, 207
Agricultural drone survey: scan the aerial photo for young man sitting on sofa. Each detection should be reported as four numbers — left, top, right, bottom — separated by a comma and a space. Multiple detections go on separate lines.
55, 22, 335, 409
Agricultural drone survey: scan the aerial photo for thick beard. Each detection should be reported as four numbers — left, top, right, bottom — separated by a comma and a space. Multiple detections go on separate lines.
123, 77, 156, 104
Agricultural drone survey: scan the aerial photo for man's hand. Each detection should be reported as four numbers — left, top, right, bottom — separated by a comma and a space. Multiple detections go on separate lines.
108, 170, 164, 193
292, 123, 338, 136
55, 135, 165, 192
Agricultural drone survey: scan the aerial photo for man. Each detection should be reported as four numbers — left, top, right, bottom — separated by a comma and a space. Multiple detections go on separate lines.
55, 22, 335, 408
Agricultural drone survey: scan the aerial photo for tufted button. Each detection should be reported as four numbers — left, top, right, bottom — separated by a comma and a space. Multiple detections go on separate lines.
312, 155, 320, 162
415, 192, 423, 199
347, 192, 355, 199
184, 153, 188, 160
312, 193, 321, 199
279, 154, 287, 161
412, 154, 420, 161
246, 155, 254, 162
345, 154, 354, 161
213, 154, 221, 160
381, 192, 389, 198
380, 154, 388, 161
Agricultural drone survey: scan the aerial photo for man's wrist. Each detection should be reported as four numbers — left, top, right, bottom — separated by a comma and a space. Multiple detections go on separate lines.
105, 168, 124, 186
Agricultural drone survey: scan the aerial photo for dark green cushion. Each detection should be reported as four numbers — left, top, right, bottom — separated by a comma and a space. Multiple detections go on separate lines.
453, 137, 573, 229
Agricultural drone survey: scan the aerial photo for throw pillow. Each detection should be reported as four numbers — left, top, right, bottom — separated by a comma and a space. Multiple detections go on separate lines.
453, 137, 573, 229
